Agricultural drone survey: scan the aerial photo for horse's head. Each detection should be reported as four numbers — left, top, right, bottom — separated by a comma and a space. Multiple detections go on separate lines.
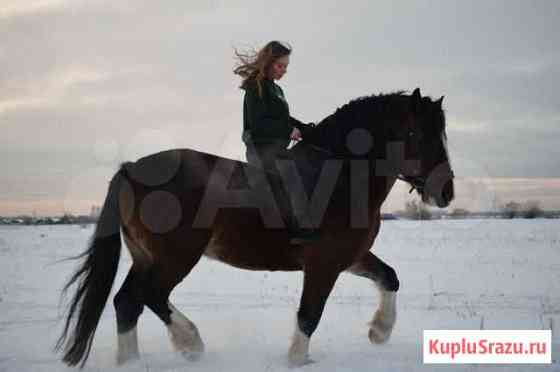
391, 88, 454, 208
298, 88, 454, 208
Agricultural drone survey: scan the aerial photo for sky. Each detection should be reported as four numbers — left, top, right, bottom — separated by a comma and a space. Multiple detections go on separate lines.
0, 0, 559, 216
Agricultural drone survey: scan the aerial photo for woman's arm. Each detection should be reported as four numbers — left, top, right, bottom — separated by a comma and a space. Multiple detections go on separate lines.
289, 116, 315, 139
245, 82, 293, 141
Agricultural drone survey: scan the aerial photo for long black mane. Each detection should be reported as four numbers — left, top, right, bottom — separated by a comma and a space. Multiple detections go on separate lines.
299, 92, 409, 156
297, 91, 445, 158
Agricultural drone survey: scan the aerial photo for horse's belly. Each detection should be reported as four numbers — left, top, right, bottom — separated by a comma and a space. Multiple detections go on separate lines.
203, 234, 302, 271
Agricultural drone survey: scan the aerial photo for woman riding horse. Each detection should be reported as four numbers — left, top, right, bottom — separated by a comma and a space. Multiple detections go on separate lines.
55, 84, 454, 368
234, 40, 320, 243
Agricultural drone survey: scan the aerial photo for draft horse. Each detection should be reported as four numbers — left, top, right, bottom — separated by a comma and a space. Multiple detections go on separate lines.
56, 88, 454, 368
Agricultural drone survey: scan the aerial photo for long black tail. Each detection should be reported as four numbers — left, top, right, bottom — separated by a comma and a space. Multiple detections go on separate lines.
55, 164, 130, 368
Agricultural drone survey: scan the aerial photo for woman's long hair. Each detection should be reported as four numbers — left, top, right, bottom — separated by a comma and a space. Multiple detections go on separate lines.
233, 40, 292, 98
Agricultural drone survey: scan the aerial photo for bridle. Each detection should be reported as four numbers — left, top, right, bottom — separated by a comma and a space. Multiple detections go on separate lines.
397, 129, 455, 195
290, 129, 453, 196
293, 139, 427, 194
397, 174, 426, 194
398, 169, 455, 195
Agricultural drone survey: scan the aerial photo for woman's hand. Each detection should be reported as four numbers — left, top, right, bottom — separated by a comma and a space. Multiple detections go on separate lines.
290, 127, 302, 141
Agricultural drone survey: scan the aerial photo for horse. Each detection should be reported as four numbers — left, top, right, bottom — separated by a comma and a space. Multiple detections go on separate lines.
55, 88, 454, 368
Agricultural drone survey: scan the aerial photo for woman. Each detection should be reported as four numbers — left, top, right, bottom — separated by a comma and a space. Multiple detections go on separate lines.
233, 40, 319, 243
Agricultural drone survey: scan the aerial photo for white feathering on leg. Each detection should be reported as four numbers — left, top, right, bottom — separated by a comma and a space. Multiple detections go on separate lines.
288, 320, 313, 367
166, 302, 205, 361
116, 327, 140, 365
369, 287, 397, 344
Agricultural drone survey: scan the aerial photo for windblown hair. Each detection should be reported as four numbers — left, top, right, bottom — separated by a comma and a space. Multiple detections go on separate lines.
233, 40, 292, 98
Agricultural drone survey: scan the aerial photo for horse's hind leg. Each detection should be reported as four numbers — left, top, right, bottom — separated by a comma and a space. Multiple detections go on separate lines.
347, 251, 399, 344
165, 301, 204, 360
113, 267, 145, 364
142, 262, 205, 361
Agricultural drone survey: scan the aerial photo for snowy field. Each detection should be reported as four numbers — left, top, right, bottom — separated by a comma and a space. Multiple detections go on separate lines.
0, 219, 558, 371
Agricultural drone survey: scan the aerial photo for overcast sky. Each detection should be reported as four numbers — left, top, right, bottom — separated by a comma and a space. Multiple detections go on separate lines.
1, 0, 559, 216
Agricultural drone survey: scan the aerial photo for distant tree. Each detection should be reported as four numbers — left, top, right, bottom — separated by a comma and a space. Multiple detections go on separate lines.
450, 208, 470, 218
403, 200, 431, 220
418, 204, 432, 220
21, 215, 34, 225
381, 213, 398, 220
403, 201, 416, 219
522, 200, 544, 219
90, 205, 101, 219
501, 201, 521, 219
59, 213, 75, 224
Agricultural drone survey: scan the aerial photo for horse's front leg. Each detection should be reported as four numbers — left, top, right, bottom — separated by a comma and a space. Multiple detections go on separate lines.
347, 251, 399, 344
289, 268, 340, 367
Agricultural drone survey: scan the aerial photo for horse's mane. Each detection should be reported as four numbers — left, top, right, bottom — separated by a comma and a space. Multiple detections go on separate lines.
300, 90, 445, 156
300, 91, 409, 155
331, 91, 408, 119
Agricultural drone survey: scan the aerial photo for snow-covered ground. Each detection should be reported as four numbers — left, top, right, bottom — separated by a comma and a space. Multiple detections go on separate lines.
0, 219, 558, 371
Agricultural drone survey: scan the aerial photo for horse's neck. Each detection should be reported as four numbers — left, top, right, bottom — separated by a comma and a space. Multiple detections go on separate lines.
308, 155, 396, 219
369, 175, 397, 216
310, 112, 391, 157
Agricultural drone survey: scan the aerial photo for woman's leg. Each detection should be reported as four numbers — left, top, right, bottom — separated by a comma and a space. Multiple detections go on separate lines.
245, 142, 290, 226
273, 150, 322, 240
245, 142, 320, 241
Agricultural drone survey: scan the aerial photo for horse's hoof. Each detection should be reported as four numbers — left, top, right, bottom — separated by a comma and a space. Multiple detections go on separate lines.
288, 355, 315, 368
368, 322, 392, 344
116, 349, 140, 365
116, 353, 140, 366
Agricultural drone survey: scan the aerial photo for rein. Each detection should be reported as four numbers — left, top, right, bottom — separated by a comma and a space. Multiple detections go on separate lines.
306, 143, 335, 156
397, 175, 425, 194
397, 170, 455, 194
289, 139, 335, 156
290, 121, 452, 196
297, 139, 425, 194
294, 140, 430, 195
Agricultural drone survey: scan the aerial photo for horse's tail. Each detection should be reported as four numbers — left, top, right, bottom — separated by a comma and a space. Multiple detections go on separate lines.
55, 163, 132, 368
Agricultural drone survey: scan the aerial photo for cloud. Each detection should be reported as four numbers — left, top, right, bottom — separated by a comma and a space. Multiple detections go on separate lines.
0, 0, 70, 18
0, 1, 559, 215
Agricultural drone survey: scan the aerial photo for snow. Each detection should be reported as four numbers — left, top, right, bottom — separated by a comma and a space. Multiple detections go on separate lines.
0, 219, 558, 371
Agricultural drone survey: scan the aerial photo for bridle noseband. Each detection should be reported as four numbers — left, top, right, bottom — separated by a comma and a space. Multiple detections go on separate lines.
397, 174, 426, 194
397, 169, 455, 195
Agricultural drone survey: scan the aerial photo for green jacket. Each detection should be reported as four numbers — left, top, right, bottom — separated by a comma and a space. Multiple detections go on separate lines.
242, 77, 306, 145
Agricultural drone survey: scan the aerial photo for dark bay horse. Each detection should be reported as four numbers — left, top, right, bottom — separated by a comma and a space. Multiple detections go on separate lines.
56, 88, 454, 368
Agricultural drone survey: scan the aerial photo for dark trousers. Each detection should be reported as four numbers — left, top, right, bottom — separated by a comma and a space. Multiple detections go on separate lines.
245, 141, 317, 229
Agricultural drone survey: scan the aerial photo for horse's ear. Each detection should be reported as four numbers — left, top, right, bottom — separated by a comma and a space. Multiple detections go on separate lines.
411, 88, 422, 113
436, 95, 444, 109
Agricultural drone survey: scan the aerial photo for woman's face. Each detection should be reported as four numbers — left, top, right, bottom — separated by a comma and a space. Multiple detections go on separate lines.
268, 54, 290, 80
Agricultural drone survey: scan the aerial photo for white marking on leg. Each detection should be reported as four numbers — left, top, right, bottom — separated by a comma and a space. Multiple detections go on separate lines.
288, 321, 313, 367
369, 286, 397, 344
116, 327, 140, 365
166, 302, 204, 361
